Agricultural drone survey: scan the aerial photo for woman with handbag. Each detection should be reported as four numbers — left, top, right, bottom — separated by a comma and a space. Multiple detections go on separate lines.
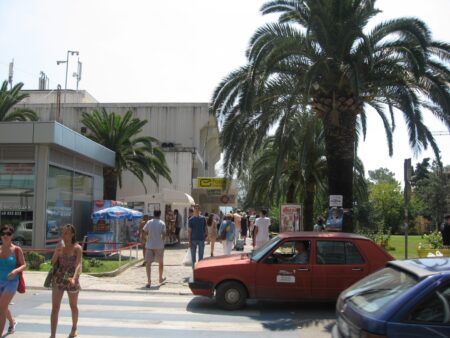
0, 224, 26, 335
218, 213, 236, 255
50, 224, 82, 338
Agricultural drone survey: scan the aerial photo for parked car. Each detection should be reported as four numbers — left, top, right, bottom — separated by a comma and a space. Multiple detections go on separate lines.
189, 232, 393, 310
333, 257, 450, 338
12, 221, 59, 246
13, 221, 33, 246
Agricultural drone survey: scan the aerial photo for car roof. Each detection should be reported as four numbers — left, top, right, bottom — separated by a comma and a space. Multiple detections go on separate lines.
277, 231, 370, 240
388, 257, 450, 279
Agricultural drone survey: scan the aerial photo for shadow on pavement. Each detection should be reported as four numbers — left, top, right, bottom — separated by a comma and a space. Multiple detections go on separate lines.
186, 297, 336, 332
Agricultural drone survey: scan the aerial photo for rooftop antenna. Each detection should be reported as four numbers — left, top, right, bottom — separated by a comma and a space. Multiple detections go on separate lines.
72, 58, 82, 91
8, 59, 14, 89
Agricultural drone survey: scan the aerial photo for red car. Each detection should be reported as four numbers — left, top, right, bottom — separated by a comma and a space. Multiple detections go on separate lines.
189, 232, 393, 310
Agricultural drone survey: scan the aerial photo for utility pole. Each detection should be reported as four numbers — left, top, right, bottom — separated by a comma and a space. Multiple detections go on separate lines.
404, 158, 413, 259
56, 50, 79, 103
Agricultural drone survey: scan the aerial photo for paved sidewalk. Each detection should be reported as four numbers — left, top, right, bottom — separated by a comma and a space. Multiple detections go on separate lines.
24, 238, 253, 295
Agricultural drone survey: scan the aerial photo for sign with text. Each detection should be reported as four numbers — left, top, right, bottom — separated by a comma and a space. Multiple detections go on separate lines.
196, 177, 227, 189
280, 204, 302, 232
329, 195, 343, 207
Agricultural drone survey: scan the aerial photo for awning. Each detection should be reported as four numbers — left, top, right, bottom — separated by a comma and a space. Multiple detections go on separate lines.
162, 188, 195, 206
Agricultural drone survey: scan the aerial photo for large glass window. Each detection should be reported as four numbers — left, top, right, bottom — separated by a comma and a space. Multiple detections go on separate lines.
0, 163, 34, 244
46, 166, 93, 243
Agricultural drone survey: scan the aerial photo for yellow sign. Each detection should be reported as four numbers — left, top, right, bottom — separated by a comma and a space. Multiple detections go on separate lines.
197, 177, 227, 189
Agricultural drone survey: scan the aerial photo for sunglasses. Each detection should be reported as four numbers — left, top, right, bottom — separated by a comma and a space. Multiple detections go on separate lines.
1, 232, 12, 237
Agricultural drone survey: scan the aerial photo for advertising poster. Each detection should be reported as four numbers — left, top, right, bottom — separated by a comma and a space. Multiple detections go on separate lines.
280, 204, 302, 232
326, 207, 344, 231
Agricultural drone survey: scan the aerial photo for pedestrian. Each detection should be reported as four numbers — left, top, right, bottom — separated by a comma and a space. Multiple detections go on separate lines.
233, 209, 242, 246
441, 214, 450, 246
254, 209, 271, 249
138, 214, 149, 266
143, 209, 166, 288
240, 212, 248, 243
313, 217, 325, 232
174, 209, 183, 244
207, 213, 218, 256
50, 224, 82, 338
218, 213, 236, 255
188, 204, 208, 265
0, 224, 26, 336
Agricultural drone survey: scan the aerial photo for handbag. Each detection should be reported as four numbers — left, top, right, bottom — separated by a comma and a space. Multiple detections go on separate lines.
182, 249, 192, 266
14, 247, 26, 294
44, 260, 59, 288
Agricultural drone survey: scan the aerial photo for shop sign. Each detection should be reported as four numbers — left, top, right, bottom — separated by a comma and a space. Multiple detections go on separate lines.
197, 177, 227, 189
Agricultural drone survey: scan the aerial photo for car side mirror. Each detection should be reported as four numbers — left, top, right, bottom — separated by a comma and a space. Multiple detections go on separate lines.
265, 255, 278, 264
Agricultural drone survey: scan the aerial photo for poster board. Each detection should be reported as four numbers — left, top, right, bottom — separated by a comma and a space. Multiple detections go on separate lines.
280, 204, 302, 232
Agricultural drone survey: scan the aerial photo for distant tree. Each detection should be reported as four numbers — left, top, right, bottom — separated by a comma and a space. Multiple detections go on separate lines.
368, 179, 403, 233
81, 108, 172, 200
0, 81, 38, 121
368, 168, 397, 185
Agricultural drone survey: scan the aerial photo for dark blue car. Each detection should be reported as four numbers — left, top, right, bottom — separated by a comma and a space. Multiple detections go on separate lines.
333, 257, 450, 338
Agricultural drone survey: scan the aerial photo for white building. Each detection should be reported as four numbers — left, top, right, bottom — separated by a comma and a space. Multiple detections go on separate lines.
14, 90, 235, 241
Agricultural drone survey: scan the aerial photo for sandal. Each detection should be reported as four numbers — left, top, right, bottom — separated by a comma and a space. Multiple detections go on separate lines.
8, 320, 17, 333
69, 327, 78, 337
145, 283, 151, 288
159, 277, 167, 285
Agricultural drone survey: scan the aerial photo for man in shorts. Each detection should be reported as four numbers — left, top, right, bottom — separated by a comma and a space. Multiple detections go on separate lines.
143, 210, 166, 288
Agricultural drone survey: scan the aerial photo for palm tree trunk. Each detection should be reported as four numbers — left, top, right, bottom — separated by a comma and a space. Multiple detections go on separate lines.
303, 181, 315, 231
103, 167, 118, 200
286, 183, 296, 204
317, 96, 360, 233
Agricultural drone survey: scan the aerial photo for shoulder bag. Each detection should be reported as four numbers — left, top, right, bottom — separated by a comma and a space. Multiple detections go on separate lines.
14, 247, 26, 293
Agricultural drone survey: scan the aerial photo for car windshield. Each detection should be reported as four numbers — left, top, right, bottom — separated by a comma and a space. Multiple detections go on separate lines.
341, 267, 418, 314
250, 236, 282, 262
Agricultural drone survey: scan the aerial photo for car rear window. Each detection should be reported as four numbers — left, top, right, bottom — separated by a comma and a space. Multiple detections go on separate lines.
341, 267, 418, 314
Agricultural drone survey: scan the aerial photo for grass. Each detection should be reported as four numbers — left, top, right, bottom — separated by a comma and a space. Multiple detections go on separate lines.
385, 235, 422, 260
30, 257, 134, 274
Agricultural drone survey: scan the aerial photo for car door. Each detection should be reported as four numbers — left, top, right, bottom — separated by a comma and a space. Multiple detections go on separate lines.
387, 281, 450, 337
311, 240, 368, 299
255, 240, 312, 299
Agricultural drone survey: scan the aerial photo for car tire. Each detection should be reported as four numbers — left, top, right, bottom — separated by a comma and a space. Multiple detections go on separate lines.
216, 281, 247, 310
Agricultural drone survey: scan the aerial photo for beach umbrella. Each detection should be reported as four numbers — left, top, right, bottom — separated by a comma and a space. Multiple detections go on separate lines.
91, 206, 143, 222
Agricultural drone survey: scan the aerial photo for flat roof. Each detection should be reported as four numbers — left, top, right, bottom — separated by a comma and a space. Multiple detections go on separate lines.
0, 121, 115, 167
278, 231, 369, 240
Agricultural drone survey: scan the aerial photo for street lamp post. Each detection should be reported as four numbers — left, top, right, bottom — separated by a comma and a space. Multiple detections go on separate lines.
57, 50, 79, 103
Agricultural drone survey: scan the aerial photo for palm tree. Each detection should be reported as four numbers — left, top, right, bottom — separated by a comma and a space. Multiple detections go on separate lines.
81, 108, 172, 200
0, 81, 38, 121
212, 0, 450, 232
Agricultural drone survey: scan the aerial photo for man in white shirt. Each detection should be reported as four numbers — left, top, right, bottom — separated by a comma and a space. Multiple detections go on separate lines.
254, 209, 271, 249
143, 210, 166, 288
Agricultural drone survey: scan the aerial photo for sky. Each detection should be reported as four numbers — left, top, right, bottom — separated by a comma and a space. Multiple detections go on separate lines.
1, 0, 449, 183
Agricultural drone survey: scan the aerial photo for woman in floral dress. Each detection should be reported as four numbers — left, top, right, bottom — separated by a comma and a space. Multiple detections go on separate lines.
50, 224, 82, 338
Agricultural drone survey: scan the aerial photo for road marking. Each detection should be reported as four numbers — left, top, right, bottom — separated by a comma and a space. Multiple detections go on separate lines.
17, 315, 265, 332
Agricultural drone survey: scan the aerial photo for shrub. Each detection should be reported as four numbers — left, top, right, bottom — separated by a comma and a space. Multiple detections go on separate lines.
88, 258, 103, 267
25, 251, 45, 270
82, 259, 91, 272
421, 231, 443, 249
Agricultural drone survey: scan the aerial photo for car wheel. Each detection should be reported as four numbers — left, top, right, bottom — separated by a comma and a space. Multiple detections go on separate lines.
216, 281, 247, 310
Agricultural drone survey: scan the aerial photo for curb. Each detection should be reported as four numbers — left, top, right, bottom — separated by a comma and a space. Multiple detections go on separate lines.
86, 258, 143, 277
27, 285, 193, 296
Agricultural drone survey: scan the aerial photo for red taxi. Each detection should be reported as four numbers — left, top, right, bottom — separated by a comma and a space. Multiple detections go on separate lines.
189, 232, 393, 310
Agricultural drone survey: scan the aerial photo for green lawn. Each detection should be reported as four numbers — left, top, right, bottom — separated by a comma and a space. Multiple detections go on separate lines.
386, 235, 423, 260
32, 258, 133, 274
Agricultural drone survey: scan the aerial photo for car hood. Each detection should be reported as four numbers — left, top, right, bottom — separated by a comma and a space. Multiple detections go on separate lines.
195, 253, 251, 268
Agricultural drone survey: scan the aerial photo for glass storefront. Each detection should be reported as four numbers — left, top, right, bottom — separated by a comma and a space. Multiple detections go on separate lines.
46, 165, 93, 243
0, 163, 35, 245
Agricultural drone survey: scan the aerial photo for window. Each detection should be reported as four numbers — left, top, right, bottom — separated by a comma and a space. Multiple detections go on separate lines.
408, 284, 450, 324
316, 240, 365, 264
272, 240, 310, 264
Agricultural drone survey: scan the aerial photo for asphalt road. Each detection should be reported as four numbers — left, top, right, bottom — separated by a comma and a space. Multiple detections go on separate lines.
7, 290, 336, 337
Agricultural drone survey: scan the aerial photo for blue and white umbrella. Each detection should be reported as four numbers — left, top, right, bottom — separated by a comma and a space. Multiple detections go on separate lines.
91, 206, 143, 222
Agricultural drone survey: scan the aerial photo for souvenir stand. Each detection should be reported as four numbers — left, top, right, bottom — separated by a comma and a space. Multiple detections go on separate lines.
88, 202, 143, 256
